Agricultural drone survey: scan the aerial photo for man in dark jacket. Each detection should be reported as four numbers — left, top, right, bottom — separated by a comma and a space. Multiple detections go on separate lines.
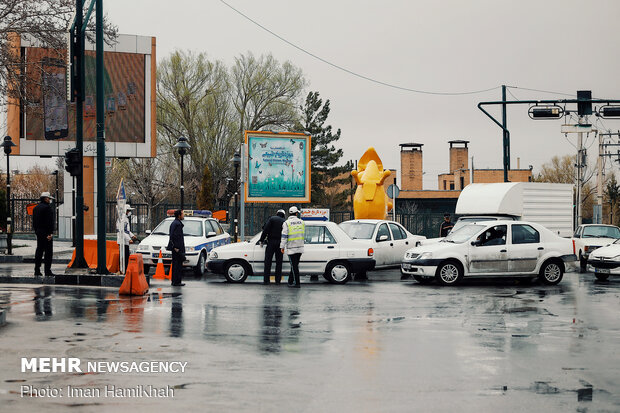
33, 192, 55, 276
169, 210, 185, 286
439, 213, 454, 237
259, 209, 285, 284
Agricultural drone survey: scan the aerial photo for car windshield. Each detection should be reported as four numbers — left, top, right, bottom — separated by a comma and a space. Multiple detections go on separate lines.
451, 217, 498, 233
338, 222, 375, 239
151, 219, 203, 237
582, 226, 620, 239
443, 224, 485, 244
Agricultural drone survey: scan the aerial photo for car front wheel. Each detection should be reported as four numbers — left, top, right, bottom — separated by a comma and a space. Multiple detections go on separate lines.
224, 260, 250, 283
435, 260, 463, 286
539, 260, 564, 285
325, 261, 351, 284
194, 251, 206, 277
594, 273, 609, 281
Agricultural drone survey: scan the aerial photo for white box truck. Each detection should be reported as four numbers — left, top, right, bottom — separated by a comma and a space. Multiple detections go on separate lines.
454, 182, 574, 237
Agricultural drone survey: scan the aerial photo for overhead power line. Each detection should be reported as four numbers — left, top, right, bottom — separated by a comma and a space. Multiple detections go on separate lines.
219, 0, 500, 96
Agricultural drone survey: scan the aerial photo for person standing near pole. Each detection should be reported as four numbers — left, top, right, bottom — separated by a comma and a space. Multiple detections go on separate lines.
259, 209, 285, 284
168, 210, 186, 287
280, 206, 305, 288
33, 192, 55, 276
116, 204, 137, 273
439, 213, 454, 237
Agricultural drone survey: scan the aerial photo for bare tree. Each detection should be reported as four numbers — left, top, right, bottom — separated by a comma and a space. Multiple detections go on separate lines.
0, 0, 117, 112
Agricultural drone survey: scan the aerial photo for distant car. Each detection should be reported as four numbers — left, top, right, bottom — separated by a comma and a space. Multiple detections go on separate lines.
572, 224, 620, 271
207, 221, 375, 284
401, 220, 576, 286
136, 211, 230, 276
587, 241, 620, 280
338, 219, 425, 268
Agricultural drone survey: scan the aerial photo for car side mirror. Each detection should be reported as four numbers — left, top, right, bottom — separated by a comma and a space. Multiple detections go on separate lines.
207, 231, 216, 238
146, 230, 152, 235
377, 235, 389, 242
471, 240, 481, 246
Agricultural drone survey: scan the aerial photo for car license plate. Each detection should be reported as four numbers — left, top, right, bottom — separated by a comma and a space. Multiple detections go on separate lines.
153, 253, 171, 259
596, 268, 611, 274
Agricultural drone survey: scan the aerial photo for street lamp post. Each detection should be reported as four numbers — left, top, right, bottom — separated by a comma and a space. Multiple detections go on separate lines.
174, 137, 191, 210
2, 136, 16, 255
231, 151, 241, 243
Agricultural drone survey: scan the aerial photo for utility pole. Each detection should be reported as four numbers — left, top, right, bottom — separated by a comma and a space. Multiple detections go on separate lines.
599, 131, 620, 224
502, 85, 509, 182
596, 131, 603, 224
576, 127, 583, 226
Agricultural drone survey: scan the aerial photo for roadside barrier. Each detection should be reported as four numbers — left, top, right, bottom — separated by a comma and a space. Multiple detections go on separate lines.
68, 240, 120, 273
119, 254, 149, 295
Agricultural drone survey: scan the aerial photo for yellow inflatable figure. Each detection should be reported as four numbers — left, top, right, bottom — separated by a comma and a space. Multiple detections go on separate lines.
352, 147, 393, 219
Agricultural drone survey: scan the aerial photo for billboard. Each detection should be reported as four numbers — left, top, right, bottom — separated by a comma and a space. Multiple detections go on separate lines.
6, 34, 156, 158
244, 131, 311, 203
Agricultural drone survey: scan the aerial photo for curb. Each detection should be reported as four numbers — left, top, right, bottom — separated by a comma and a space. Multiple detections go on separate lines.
0, 309, 5, 327
0, 274, 139, 288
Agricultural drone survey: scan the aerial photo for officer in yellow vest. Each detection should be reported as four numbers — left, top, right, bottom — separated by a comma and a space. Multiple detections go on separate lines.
280, 206, 305, 288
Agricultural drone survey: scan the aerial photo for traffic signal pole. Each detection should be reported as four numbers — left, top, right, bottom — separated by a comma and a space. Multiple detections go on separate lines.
70, 0, 87, 268
95, 0, 107, 274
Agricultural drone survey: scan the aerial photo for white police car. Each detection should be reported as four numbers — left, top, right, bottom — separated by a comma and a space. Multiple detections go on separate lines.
135, 210, 230, 276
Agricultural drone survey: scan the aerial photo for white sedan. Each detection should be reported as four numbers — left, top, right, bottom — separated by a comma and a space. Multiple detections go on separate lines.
401, 220, 577, 286
207, 221, 375, 284
338, 220, 425, 268
136, 214, 230, 276
572, 224, 620, 271
587, 241, 620, 280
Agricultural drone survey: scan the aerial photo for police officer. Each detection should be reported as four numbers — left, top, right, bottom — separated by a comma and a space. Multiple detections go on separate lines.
260, 209, 286, 284
439, 213, 454, 237
33, 192, 55, 276
117, 204, 137, 273
169, 210, 186, 286
280, 206, 305, 288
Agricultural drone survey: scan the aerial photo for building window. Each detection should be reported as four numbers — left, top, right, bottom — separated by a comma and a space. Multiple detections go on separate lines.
460, 177, 464, 189
443, 180, 447, 190
449, 182, 454, 190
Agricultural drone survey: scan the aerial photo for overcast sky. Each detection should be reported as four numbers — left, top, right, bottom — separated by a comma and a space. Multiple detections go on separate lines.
7, 0, 620, 189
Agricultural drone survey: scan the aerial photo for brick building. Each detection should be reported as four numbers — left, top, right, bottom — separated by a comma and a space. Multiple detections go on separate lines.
397, 140, 532, 213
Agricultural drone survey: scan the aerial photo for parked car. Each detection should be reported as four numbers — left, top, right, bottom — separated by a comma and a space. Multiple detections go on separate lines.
136, 212, 230, 276
587, 240, 620, 280
572, 224, 620, 271
420, 216, 517, 245
338, 219, 425, 268
401, 220, 576, 286
207, 221, 375, 284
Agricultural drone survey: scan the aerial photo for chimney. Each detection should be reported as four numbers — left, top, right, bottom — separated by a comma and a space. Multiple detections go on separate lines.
449, 140, 469, 173
400, 143, 423, 190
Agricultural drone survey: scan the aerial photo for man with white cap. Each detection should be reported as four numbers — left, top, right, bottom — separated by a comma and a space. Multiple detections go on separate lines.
33, 192, 55, 276
116, 204, 137, 273
280, 206, 305, 288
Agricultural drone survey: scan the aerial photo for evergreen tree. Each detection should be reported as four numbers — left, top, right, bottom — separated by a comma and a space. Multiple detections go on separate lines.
296, 91, 351, 208
196, 164, 215, 211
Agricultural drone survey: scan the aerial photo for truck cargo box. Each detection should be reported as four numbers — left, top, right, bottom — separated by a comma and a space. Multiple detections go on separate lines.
455, 182, 574, 237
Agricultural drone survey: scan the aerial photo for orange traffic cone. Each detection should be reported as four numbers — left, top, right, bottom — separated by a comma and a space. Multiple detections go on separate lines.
153, 250, 166, 280
119, 254, 149, 296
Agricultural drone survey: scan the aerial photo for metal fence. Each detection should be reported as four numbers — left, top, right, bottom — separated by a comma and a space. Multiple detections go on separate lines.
10, 196, 450, 240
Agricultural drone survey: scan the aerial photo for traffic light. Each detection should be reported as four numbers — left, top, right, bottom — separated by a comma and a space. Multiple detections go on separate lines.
598, 106, 620, 118
577, 90, 592, 116
64, 148, 82, 176
528, 105, 564, 119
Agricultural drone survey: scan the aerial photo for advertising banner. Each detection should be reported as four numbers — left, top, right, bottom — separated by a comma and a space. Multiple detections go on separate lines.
245, 131, 311, 203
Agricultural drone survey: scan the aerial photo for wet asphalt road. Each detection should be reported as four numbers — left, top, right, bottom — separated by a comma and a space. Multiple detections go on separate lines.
0, 270, 619, 412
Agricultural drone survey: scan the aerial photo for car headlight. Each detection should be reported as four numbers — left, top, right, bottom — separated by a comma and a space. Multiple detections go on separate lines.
209, 251, 218, 259
136, 244, 148, 252
419, 252, 433, 260
185, 246, 196, 253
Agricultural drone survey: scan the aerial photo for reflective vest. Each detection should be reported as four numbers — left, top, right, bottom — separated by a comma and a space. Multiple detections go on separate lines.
281, 216, 305, 254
